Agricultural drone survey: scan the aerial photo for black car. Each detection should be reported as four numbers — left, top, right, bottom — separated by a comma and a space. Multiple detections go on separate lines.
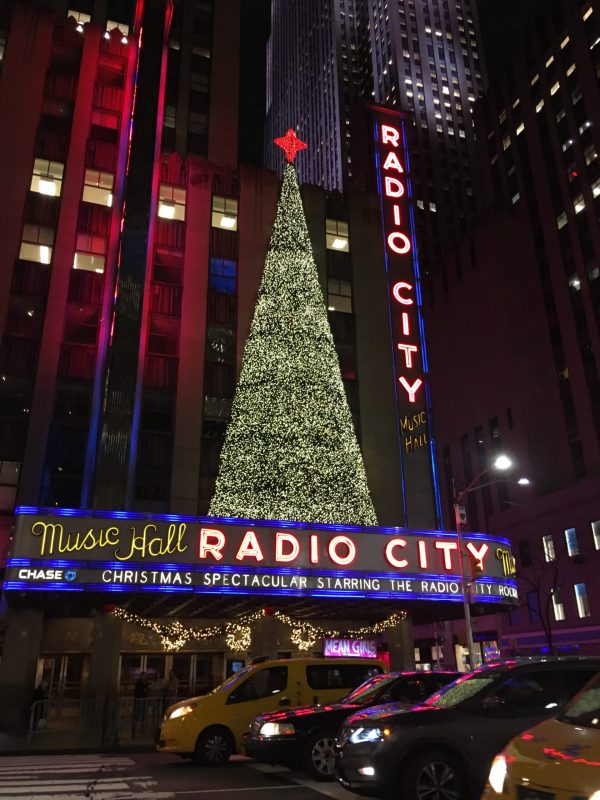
334, 657, 600, 800
243, 670, 458, 780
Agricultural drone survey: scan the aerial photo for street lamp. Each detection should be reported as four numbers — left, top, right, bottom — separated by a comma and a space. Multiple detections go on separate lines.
453, 454, 513, 670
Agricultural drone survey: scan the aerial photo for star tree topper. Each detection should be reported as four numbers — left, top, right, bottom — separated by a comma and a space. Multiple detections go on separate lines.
274, 129, 308, 163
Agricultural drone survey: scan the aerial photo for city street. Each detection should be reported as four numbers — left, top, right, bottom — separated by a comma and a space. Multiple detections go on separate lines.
0, 752, 360, 800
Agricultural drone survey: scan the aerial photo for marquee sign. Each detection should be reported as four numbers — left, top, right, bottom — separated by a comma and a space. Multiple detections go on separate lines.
372, 105, 441, 530
4, 508, 518, 605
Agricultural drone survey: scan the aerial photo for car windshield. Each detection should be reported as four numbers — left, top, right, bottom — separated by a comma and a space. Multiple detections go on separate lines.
211, 665, 256, 693
559, 672, 600, 729
340, 674, 398, 705
425, 670, 504, 709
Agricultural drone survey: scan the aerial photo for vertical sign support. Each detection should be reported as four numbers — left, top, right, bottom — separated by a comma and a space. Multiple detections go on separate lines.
372, 106, 442, 529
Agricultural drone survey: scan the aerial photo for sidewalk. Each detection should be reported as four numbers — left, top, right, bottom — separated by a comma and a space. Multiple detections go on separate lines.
0, 729, 156, 755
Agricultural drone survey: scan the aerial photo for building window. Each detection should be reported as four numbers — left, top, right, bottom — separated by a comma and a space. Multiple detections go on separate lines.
19, 224, 54, 264
327, 279, 352, 313
542, 534, 556, 562
30, 158, 64, 197
73, 233, 106, 273
82, 169, 113, 207
527, 590, 540, 623
574, 583, 591, 618
565, 527, 579, 556
208, 258, 236, 295
326, 219, 350, 251
211, 196, 238, 230
159, 185, 186, 221
518, 540, 532, 567
552, 589, 566, 621
592, 520, 600, 550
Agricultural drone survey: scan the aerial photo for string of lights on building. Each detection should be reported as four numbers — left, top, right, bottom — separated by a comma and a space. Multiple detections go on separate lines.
112, 606, 408, 652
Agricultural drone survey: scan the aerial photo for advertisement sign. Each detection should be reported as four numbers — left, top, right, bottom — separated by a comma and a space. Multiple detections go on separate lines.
371, 105, 441, 529
324, 639, 377, 658
4, 508, 518, 605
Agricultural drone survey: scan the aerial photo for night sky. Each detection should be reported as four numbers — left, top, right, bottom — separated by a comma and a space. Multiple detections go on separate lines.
238, 1, 542, 166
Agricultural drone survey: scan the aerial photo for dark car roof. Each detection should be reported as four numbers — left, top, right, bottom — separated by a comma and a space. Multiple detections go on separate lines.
343, 657, 600, 726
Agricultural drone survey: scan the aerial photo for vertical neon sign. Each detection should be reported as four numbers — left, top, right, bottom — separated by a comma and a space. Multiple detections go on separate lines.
372, 106, 442, 529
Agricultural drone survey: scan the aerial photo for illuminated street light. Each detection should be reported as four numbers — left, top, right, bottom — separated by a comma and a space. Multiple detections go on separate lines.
453, 453, 514, 670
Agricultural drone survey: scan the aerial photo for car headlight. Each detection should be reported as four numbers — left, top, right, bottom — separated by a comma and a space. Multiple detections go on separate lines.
589, 793, 600, 800
259, 722, 295, 737
168, 703, 197, 720
348, 727, 382, 744
488, 755, 507, 794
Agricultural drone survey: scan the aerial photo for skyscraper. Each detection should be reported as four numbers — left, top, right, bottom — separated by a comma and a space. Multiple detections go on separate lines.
265, 0, 486, 275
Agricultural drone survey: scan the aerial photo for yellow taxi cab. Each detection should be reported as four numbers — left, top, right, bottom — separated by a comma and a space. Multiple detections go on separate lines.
157, 657, 385, 765
483, 670, 600, 799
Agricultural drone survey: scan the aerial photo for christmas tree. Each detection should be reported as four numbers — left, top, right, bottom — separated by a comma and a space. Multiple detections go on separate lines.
209, 130, 377, 526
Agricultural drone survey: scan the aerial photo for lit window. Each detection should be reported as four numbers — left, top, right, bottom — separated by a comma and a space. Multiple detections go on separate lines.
208, 258, 236, 294
556, 212, 568, 230
584, 145, 597, 164
536, 99, 544, 113
502, 135, 511, 151
560, 36, 570, 49
530, 74, 539, 86
552, 589, 566, 621
211, 195, 237, 230
574, 583, 591, 618
159, 184, 186, 221
573, 195, 585, 214
545, 55, 554, 68
592, 520, 600, 549
82, 169, 113, 206
569, 274, 581, 291
550, 81, 560, 95
327, 278, 352, 313
30, 158, 64, 197
565, 527, 579, 556
68, 9, 91, 30
516, 122, 525, 136
326, 219, 350, 252
511, 192, 520, 205
592, 178, 600, 198
583, 6, 593, 21
542, 534, 556, 562
74, 233, 106, 273
19, 224, 54, 264
566, 63, 576, 77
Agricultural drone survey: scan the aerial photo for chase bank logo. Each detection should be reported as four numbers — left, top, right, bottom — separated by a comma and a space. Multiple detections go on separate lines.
64, 569, 77, 582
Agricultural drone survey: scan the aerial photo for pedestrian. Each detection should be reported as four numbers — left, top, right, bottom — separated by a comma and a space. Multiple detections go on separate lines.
134, 671, 149, 726
31, 680, 48, 730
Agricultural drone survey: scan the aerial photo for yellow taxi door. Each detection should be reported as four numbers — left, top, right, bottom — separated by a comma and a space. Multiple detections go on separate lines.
223, 664, 291, 747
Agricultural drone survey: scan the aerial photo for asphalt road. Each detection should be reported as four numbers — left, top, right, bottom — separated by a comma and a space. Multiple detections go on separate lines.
0, 752, 364, 800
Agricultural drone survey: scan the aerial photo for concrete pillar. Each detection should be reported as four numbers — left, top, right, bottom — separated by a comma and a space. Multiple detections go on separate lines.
388, 615, 415, 672
86, 610, 122, 700
0, 607, 44, 731
249, 614, 280, 662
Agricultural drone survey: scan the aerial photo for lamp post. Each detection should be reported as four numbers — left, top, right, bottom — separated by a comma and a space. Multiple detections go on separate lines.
453, 454, 513, 670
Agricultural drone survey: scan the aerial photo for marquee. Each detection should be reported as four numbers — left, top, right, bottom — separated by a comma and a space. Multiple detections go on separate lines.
5, 507, 518, 604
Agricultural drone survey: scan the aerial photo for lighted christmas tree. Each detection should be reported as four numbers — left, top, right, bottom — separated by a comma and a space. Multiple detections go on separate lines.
209, 130, 377, 526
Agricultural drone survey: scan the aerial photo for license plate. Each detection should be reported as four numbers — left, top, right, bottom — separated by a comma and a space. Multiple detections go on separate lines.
516, 787, 555, 800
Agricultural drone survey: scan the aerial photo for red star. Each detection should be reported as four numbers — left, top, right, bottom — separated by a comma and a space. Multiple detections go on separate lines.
274, 129, 308, 163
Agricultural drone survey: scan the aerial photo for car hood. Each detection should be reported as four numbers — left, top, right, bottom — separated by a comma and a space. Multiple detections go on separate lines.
344, 701, 438, 725
501, 716, 600, 794
255, 702, 361, 724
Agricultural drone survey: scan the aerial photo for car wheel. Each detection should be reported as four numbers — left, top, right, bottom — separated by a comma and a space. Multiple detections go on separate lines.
193, 728, 233, 766
303, 730, 336, 781
400, 749, 467, 800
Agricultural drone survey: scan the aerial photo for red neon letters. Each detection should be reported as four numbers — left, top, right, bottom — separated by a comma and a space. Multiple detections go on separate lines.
197, 528, 491, 574
378, 120, 424, 405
